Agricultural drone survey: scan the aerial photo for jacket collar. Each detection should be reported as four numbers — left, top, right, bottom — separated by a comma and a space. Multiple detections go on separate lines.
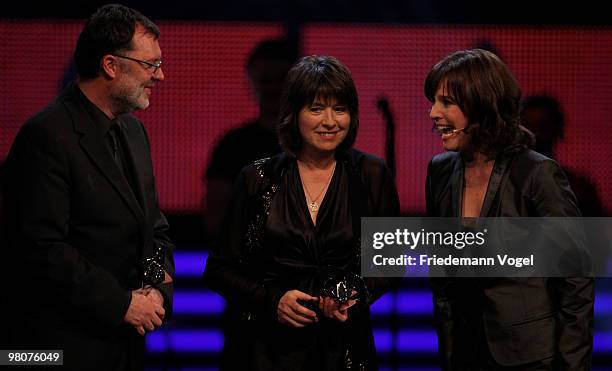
60, 82, 146, 226
452, 147, 519, 217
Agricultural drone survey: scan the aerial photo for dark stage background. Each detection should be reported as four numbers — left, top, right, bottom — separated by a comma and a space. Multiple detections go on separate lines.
1, 3, 611, 370
2, 22, 612, 214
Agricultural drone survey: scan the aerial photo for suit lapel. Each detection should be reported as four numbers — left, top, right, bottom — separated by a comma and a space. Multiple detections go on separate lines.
451, 156, 464, 217
116, 117, 147, 215
450, 151, 513, 218
479, 152, 512, 217
63, 88, 146, 226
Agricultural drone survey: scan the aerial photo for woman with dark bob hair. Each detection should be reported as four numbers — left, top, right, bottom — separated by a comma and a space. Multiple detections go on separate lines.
425, 49, 594, 370
204, 55, 399, 370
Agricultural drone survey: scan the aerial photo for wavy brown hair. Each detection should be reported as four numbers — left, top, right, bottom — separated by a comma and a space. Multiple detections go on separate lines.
425, 49, 523, 157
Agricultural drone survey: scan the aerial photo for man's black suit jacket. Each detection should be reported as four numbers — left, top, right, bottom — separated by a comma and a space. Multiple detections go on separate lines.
425, 146, 594, 370
2, 83, 174, 371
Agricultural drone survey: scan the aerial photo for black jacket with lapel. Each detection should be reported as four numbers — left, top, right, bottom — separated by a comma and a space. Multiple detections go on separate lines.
426, 146, 594, 370
2, 83, 174, 371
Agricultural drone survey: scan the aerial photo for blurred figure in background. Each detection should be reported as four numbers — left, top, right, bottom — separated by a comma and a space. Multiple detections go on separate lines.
522, 96, 612, 336
202, 39, 298, 244
521, 94, 604, 216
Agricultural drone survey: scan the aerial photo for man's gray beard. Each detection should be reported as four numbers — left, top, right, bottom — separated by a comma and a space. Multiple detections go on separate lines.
112, 88, 149, 115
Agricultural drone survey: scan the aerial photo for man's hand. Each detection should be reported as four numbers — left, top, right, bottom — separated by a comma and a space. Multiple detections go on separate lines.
140, 269, 171, 314
124, 290, 165, 335
162, 270, 173, 284
142, 287, 164, 308
277, 290, 318, 328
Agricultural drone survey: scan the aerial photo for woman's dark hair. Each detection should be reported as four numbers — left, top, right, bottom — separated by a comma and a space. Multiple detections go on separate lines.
424, 49, 522, 157
277, 55, 359, 156
74, 4, 160, 80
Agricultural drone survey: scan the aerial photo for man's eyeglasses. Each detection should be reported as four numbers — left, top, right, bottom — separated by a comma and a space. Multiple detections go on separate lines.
112, 54, 162, 74
431, 124, 467, 136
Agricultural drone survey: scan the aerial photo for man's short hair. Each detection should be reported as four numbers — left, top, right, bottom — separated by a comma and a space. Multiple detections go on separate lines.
74, 4, 160, 80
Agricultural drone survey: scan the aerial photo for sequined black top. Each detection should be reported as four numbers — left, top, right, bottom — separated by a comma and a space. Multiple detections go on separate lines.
204, 148, 400, 370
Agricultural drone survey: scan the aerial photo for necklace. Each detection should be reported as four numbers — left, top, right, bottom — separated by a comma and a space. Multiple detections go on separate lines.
299, 160, 336, 213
